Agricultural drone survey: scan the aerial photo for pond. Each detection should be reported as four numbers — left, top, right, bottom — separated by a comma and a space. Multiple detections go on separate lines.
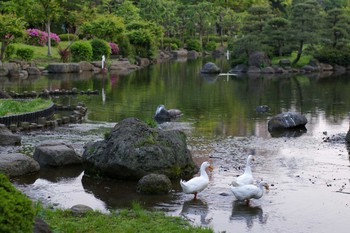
3, 57, 350, 233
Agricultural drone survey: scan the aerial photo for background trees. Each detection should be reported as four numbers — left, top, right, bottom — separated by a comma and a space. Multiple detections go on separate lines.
0, 0, 349, 64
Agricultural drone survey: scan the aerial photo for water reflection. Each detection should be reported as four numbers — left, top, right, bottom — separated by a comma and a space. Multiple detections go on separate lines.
230, 201, 267, 228
180, 199, 211, 225
81, 174, 175, 209
269, 127, 308, 138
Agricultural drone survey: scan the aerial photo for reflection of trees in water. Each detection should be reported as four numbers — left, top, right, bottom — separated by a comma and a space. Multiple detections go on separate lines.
180, 199, 211, 225
230, 201, 268, 229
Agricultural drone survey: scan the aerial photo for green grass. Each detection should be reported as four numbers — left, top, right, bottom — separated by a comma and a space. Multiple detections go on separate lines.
35, 203, 213, 233
271, 51, 313, 67
11, 41, 72, 66
0, 98, 53, 117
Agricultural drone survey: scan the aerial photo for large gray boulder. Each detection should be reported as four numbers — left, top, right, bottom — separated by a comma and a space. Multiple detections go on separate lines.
268, 112, 308, 131
249, 51, 271, 67
201, 62, 221, 74
0, 153, 40, 177
0, 124, 21, 146
33, 143, 82, 166
82, 118, 196, 180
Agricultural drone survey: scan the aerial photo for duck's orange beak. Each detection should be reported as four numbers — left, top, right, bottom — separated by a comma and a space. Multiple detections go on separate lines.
208, 165, 214, 172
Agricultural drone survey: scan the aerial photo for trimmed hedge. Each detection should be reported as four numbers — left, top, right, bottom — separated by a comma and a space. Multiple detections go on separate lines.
16, 48, 34, 61
70, 41, 93, 62
90, 38, 111, 61
59, 34, 79, 41
0, 173, 35, 233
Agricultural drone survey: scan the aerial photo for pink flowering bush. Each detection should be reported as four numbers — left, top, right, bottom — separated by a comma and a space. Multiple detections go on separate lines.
109, 42, 119, 55
26, 28, 60, 47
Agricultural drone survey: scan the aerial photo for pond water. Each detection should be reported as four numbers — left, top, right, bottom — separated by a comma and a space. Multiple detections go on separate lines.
3, 57, 350, 233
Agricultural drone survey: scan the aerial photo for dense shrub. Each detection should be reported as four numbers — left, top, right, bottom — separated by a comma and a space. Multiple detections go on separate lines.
90, 38, 111, 61
70, 41, 93, 62
0, 173, 35, 233
16, 48, 34, 61
116, 34, 132, 57
59, 34, 79, 41
127, 29, 157, 58
162, 37, 182, 50
26, 28, 60, 46
185, 39, 202, 52
314, 46, 350, 66
204, 41, 217, 51
4, 44, 16, 60
79, 15, 125, 42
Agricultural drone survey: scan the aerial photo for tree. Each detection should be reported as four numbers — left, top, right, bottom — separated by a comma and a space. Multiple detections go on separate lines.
0, 14, 26, 61
263, 17, 290, 56
323, 8, 350, 49
289, 0, 323, 65
32, 0, 62, 57
79, 15, 125, 42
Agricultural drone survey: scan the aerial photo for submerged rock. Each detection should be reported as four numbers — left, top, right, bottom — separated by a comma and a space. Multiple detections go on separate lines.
200, 62, 221, 74
82, 118, 196, 180
136, 173, 172, 194
268, 112, 308, 131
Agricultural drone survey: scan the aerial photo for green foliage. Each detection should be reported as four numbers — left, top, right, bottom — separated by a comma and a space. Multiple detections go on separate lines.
16, 47, 34, 61
90, 38, 111, 61
314, 46, 350, 66
0, 13, 27, 61
37, 201, 213, 233
79, 15, 125, 42
59, 34, 79, 41
204, 41, 217, 51
163, 37, 183, 50
116, 34, 133, 57
127, 29, 157, 58
185, 39, 202, 52
70, 40, 93, 62
4, 44, 16, 60
0, 173, 35, 233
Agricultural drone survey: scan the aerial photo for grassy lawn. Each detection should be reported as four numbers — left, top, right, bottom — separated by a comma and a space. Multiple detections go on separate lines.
0, 98, 53, 117
36, 203, 213, 233
271, 51, 312, 67
10, 41, 72, 67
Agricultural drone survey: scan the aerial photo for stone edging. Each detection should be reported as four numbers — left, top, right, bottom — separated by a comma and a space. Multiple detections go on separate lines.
0, 102, 55, 126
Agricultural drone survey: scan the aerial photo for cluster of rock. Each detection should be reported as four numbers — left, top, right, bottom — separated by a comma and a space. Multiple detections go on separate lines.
229, 51, 350, 76
0, 117, 197, 195
0, 59, 141, 77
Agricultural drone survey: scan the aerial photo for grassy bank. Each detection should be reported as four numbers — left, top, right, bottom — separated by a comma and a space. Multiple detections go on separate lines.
0, 98, 53, 117
36, 203, 213, 233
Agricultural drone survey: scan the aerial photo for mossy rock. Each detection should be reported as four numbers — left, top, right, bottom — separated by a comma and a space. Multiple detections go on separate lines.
0, 173, 35, 232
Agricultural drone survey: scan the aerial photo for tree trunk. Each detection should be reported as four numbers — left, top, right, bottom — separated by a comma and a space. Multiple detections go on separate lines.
0, 41, 6, 61
292, 40, 304, 65
46, 20, 52, 57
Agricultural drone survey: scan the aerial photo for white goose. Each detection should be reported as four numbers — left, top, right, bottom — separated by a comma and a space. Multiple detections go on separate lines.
232, 155, 255, 187
180, 161, 213, 200
231, 181, 269, 205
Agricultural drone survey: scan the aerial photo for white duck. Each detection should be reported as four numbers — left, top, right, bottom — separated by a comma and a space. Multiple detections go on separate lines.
231, 181, 269, 205
180, 161, 214, 200
232, 155, 255, 187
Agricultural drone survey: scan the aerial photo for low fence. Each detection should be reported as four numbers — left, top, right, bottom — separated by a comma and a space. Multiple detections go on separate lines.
0, 103, 56, 126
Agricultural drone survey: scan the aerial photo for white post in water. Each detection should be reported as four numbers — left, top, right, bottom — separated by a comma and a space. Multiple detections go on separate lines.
102, 55, 106, 69
226, 50, 230, 60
